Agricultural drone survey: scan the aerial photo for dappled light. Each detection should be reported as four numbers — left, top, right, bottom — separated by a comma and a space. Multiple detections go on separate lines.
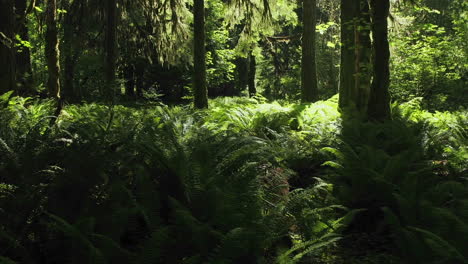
0, 0, 467, 263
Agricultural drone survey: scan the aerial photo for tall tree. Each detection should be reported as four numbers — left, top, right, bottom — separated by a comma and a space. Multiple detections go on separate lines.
105, 0, 117, 101
339, 0, 372, 115
62, 0, 81, 102
248, 52, 256, 97
0, 0, 16, 94
235, 57, 249, 96
15, 0, 33, 95
193, 0, 208, 108
45, 0, 61, 99
367, 0, 391, 121
301, 0, 318, 102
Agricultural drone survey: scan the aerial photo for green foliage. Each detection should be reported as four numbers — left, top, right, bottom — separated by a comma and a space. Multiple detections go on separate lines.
0, 94, 344, 263
1, 92, 466, 263
325, 101, 468, 263
389, 0, 468, 110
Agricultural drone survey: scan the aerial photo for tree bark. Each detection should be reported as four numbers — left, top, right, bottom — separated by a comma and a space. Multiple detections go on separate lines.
248, 52, 256, 97
0, 0, 16, 94
235, 56, 249, 96
355, 0, 372, 113
193, 0, 208, 108
301, 0, 318, 103
45, 0, 61, 99
339, 0, 357, 110
339, 0, 371, 115
123, 64, 135, 97
105, 0, 117, 101
15, 0, 33, 95
367, 0, 391, 121
62, 0, 79, 102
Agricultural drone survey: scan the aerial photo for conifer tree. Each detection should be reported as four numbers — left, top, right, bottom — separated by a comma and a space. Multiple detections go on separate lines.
193, 0, 208, 108
45, 0, 61, 99
367, 0, 391, 121
0, 0, 16, 94
301, 0, 318, 102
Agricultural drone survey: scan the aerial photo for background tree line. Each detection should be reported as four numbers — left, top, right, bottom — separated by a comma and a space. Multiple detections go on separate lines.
0, 0, 465, 112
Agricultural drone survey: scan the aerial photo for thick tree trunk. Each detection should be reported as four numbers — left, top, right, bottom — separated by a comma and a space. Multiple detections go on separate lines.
105, 0, 117, 101
367, 0, 391, 121
301, 0, 318, 103
248, 52, 256, 97
15, 0, 33, 95
0, 0, 16, 94
45, 0, 61, 99
355, 0, 372, 113
339, 0, 357, 110
193, 0, 208, 108
339, 0, 371, 115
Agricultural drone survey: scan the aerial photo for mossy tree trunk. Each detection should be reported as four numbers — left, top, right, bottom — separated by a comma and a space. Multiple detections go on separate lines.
15, 0, 33, 95
301, 0, 318, 103
0, 0, 16, 94
193, 0, 208, 108
339, 0, 371, 116
45, 0, 61, 99
367, 0, 391, 121
105, 0, 117, 101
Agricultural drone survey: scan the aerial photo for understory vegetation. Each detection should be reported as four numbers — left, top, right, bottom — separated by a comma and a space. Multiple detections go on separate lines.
1, 93, 467, 263
1, 0, 467, 262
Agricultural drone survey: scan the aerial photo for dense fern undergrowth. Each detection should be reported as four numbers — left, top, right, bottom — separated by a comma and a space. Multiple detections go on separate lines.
0, 92, 467, 264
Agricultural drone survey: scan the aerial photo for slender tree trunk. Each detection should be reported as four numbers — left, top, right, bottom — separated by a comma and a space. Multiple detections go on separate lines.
0, 0, 16, 94
339, 0, 371, 115
45, 0, 61, 99
272, 42, 280, 98
248, 52, 256, 97
62, 0, 78, 102
367, 0, 391, 121
105, 0, 117, 101
193, 0, 208, 108
235, 57, 249, 96
123, 64, 135, 97
15, 0, 33, 95
135, 57, 144, 97
301, 0, 318, 102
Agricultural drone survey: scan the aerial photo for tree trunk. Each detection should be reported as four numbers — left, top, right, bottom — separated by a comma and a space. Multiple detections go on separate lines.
301, 0, 318, 102
15, 0, 33, 95
367, 0, 391, 121
248, 52, 256, 97
62, 0, 79, 102
45, 0, 61, 99
339, 0, 371, 115
105, 0, 117, 101
355, 0, 372, 113
123, 64, 135, 97
339, 0, 357, 110
135, 57, 144, 97
235, 56, 249, 96
0, 0, 16, 94
193, 0, 208, 108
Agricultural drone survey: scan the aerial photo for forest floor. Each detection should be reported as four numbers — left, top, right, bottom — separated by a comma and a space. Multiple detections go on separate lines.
0, 94, 467, 263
